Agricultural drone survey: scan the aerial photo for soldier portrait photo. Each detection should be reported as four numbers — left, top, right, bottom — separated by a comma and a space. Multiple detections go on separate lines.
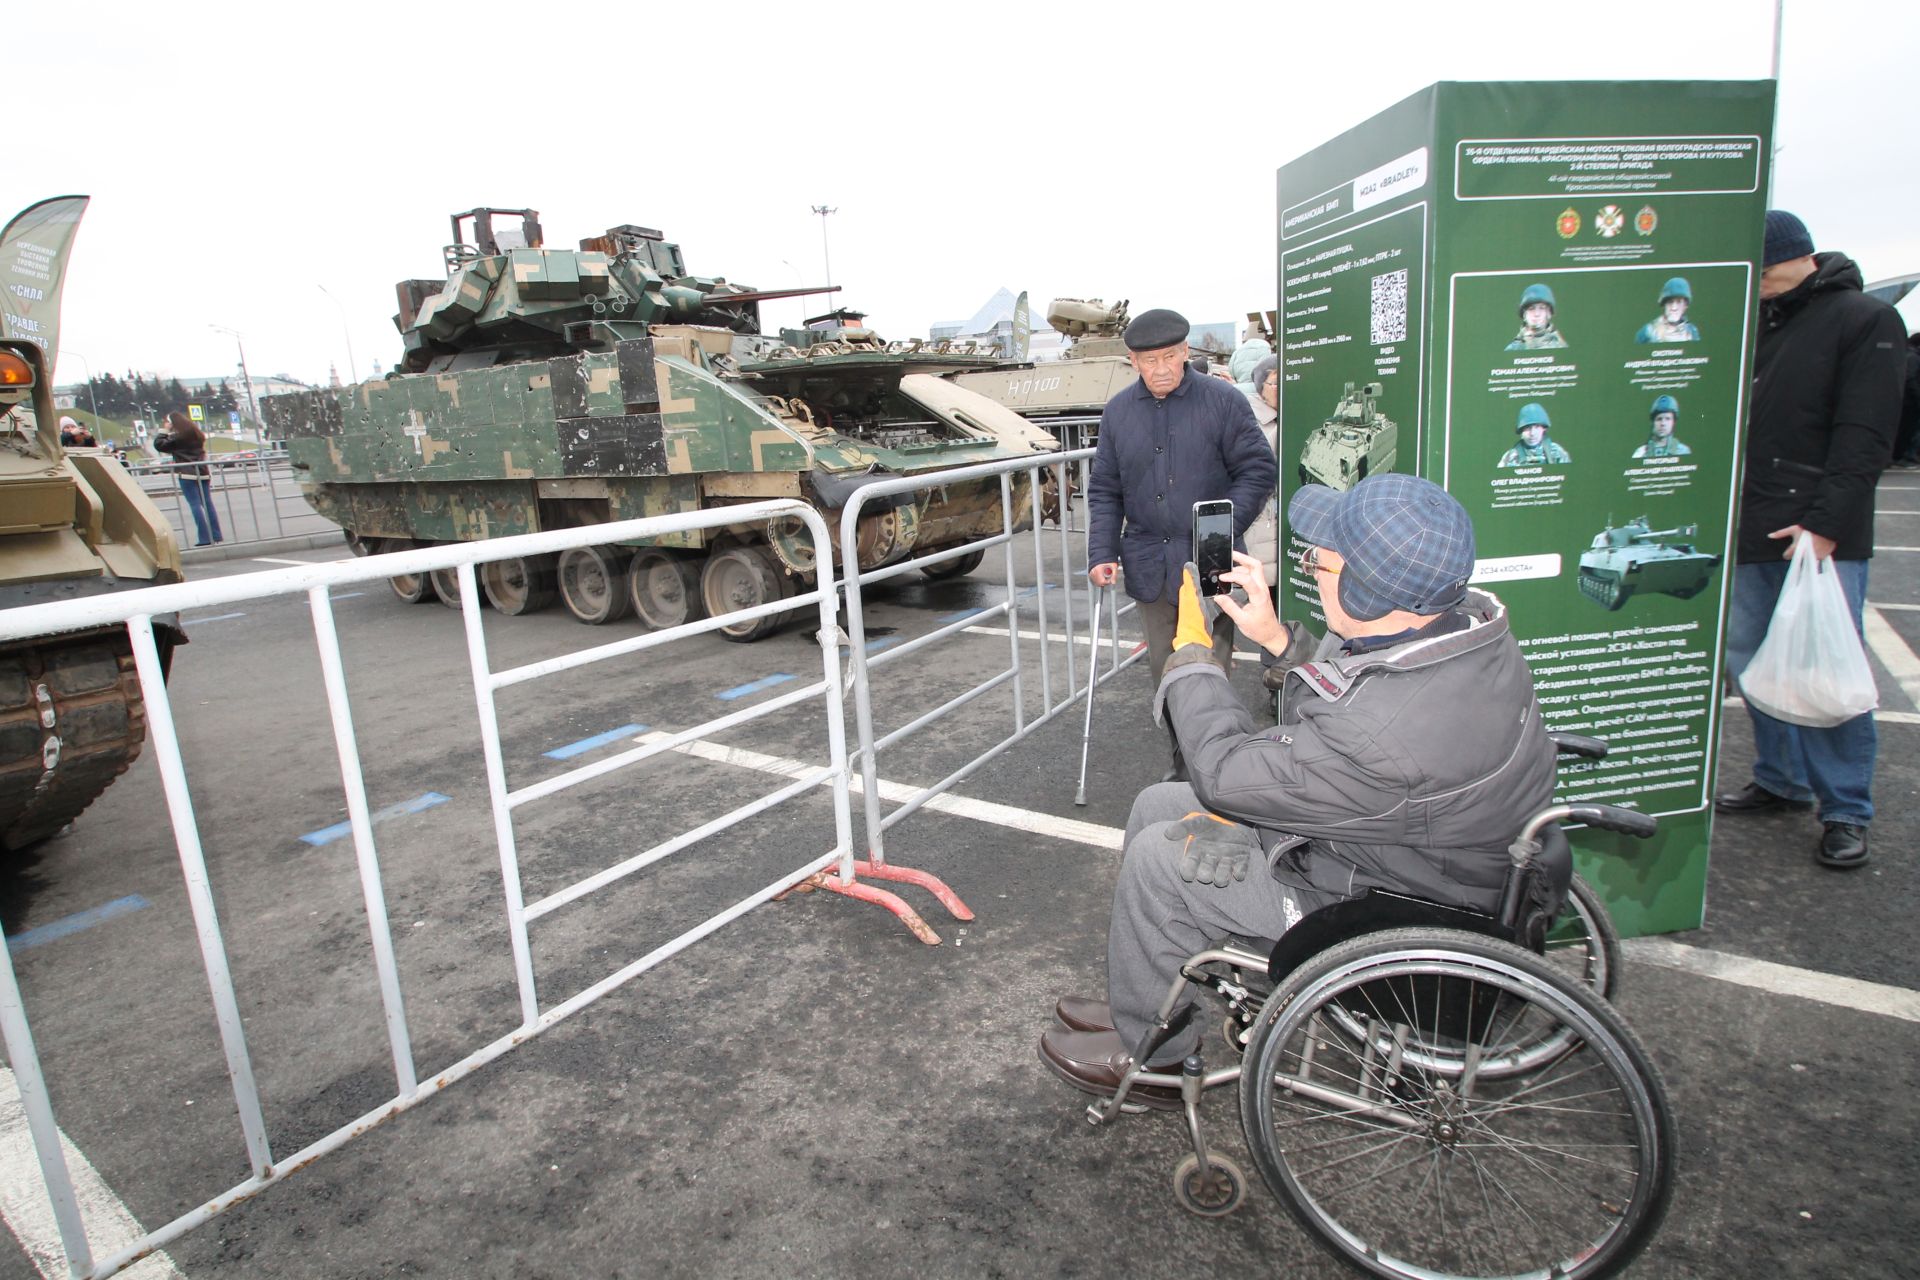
1635, 277, 1701, 344
1632, 394, 1692, 459
1504, 282, 1568, 350
1499, 401, 1571, 466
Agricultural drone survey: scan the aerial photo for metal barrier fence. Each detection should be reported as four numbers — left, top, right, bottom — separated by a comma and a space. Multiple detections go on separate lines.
835, 447, 1142, 940
0, 500, 852, 1279
0, 452, 1142, 1275
125, 451, 341, 550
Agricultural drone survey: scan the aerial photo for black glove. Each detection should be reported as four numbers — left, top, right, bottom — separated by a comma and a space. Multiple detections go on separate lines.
1170, 811, 1251, 887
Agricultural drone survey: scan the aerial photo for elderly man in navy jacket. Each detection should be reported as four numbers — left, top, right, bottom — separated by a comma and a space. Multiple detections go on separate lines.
1087, 307, 1277, 780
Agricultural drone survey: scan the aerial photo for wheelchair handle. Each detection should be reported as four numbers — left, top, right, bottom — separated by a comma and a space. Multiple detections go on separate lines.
1521, 803, 1659, 842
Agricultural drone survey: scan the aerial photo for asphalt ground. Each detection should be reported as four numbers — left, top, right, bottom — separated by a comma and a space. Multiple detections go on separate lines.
1, 485, 1917, 1279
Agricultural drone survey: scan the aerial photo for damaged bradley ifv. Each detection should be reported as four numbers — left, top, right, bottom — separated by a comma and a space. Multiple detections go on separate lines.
263, 208, 1059, 640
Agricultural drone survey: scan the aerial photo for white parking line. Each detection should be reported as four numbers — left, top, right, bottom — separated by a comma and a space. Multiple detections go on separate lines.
634, 733, 1123, 850
961, 623, 1261, 663
1625, 939, 1920, 1024
250, 556, 319, 566
1864, 606, 1920, 709
0, 1068, 182, 1279
647, 730, 1920, 1018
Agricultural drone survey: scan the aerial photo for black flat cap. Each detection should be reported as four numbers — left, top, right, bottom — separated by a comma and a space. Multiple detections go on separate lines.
1123, 308, 1189, 352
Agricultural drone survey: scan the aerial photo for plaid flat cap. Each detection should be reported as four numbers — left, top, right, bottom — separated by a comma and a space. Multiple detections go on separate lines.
1289, 474, 1475, 621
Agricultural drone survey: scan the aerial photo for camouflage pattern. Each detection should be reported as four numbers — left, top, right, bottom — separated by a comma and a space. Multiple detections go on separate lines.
1634, 316, 1700, 344
1298, 381, 1399, 491
264, 211, 1058, 631
1632, 434, 1691, 459
1576, 517, 1721, 610
1498, 438, 1572, 467
0, 338, 186, 850
946, 297, 1138, 421
1505, 325, 1568, 351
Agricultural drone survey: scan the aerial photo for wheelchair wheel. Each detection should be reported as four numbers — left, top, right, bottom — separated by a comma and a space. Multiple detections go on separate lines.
1239, 928, 1674, 1280
1546, 873, 1623, 1000
1172, 1152, 1248, 1217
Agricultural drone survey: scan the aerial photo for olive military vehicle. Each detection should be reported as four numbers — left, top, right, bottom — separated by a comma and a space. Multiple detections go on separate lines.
1576, 516, 1722, 610
1298, 381, 1397, 490
944, 297, 1139, 433
0, 339, 186, 850
263, 209, 1060, 641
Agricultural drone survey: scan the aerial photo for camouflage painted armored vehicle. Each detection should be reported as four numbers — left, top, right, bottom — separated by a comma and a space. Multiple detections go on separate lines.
263, 209, 1060, 641
1577, 516, 1722, 611
1298, 381, 1397, 490
0, 339, 186, 850
944, 297, 1140, 429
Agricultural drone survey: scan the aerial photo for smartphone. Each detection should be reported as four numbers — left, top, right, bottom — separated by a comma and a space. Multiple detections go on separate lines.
1192, 499, 1235, 597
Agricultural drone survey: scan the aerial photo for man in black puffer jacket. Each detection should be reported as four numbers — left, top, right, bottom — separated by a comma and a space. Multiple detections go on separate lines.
1714, 212, 1906, 869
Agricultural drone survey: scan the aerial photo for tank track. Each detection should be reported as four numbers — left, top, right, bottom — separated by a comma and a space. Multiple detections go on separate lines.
0, 636, 149, 851
1577, 569, 1629, 611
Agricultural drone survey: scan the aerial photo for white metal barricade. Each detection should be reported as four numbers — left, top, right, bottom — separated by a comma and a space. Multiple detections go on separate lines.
833, 449, 1141, 939
0, 500, 852, 1280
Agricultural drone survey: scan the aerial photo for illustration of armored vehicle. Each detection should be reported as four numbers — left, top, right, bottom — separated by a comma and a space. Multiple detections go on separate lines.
944, 297, 1140, 429
1298, 381, 1397, 490
263, 209, 1060, 641
0, 339, 186, 850
1577, 516, 1722, 610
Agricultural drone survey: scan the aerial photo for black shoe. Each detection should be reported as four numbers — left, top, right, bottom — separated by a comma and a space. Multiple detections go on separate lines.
1714, 782, 1814, 815
1816, 822, 1870, 869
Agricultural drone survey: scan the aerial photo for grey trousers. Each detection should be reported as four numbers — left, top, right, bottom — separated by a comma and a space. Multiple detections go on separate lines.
1135, 593, 1236, 686
1108, 782, 1334, 1065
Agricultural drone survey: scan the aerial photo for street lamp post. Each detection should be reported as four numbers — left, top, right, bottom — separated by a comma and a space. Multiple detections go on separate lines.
317, 284, 360, 385
208, 324, 259, 435
810, 205, 837, 289
60, 348, 101, 428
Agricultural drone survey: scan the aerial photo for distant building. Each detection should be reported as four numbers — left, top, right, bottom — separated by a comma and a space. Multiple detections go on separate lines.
52, 372, 315, 414
931, 287, 1030, 355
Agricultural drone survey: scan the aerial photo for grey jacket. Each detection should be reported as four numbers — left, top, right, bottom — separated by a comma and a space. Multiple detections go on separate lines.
1156, 589, 1554, 913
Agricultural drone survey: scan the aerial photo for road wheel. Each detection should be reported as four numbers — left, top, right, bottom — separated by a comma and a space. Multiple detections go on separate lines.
557, 546, 634, 625
389, 570, 437, 604
628, 549, 706, 631
921, 548, 986, 581
481, 555, 558, 616
429, 566, 465, 609
701, 545, 794, 642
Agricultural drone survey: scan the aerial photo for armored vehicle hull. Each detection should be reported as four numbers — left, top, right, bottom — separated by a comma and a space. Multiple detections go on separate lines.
944, 298, 1137, 428
0, 340, 186, 850
1577, 517, 1721, 610
266, 211, 1058, 641
1299, 381, 1397, 491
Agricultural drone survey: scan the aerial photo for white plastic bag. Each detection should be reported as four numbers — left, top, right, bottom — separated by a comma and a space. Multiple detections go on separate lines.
1738, 534, 1879, 727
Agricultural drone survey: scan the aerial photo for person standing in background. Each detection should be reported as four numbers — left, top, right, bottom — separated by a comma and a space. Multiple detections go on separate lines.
1714, 211, 1905, 869
1087, 308, 1276, 781
154, 409, 223, 547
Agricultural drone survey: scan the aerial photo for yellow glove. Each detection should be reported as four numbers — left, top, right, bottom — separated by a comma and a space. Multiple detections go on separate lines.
1172, 562, 1222, 651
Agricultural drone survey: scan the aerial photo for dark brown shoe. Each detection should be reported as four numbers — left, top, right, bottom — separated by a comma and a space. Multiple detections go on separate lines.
1037, 1027, 1182, 1111
1054, 995, 1114, 1033
1714, 782, 1814, 815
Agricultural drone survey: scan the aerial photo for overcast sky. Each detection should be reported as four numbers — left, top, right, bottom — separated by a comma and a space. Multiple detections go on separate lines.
18, 0, 1918, 393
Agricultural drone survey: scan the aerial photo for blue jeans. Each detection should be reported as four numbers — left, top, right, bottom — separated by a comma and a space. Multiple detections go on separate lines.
1726, 558, 1875, 824
180, 476, 222, 546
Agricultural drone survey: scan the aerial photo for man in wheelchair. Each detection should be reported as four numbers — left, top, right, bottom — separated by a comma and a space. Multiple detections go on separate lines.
1041, 473, 1557, 1109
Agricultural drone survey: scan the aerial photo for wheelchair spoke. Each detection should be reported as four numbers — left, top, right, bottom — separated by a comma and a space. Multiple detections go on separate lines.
1240, 930, 1674, 1280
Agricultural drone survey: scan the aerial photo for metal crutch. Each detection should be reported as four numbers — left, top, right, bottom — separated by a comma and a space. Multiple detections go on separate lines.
1074, 583, 1106, 806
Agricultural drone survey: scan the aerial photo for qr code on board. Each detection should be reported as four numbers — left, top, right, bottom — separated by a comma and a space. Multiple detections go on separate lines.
1370, 269, 1408, 345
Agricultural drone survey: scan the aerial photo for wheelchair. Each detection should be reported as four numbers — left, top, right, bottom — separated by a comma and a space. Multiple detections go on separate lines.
1081, 733, 1675, 1280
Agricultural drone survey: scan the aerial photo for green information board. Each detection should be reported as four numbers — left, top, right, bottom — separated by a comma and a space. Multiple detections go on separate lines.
1276, 81, 1775, 935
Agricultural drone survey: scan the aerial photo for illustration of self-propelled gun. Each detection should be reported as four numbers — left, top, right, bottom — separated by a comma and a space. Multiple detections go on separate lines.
262, 208, 1059, 640
1576, 516, 1721, 611
1298, 381, 1397, 491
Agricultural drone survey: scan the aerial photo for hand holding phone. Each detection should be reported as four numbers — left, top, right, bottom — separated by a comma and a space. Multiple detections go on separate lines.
1192, 500, 1235, 597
